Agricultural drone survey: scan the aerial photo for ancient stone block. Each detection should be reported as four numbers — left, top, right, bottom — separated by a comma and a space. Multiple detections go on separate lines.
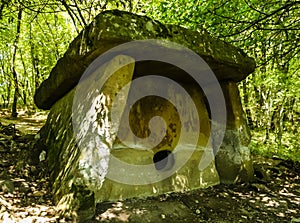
214, 82, 254, 183
34, 10, 256, 222
34, 10, 255, 110
44, 54, 135, 220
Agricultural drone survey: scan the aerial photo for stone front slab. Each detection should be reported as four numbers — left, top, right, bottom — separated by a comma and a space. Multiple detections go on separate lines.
42, 54, 220, 221
96, 148, 219, 202
44, 55, 135, 220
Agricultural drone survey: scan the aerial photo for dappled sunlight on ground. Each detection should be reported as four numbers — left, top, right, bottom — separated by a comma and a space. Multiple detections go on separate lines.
0, 113, 299, 222
0, 109, 48, 134
96, 202, 131, 222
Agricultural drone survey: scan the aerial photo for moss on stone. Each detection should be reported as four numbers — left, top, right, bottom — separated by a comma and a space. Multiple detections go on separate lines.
34, 10, 255, 110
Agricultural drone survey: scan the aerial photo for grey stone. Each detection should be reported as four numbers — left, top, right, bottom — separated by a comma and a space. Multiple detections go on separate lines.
35, 10, 256, 222
213, 82, 254, 183
45, 55, 136, 221
34, 10, 255, 110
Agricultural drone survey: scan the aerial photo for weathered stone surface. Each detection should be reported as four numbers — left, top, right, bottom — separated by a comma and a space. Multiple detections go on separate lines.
96, 149, 218, 201
43, 54, 220, 221
36, 10, 256, 222
44, 55, 136, 221
214, 82, 254, 184
95, 81, 219, 201
34, 10, 255, 109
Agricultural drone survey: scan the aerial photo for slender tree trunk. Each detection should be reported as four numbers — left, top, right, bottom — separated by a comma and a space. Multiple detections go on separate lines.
276, 104, 285, 147
44, 14, 60, 60
19, 50, 27, 105
287, 98, 297, 134
73, 0, 87, 27
10, 8, 22, 118
5, 81, 11, 108
29, 24, 41, 91
241, 80, 253, 129
0, 63, 10, 107
264, 91, 273, 144
60, 0, 80, 33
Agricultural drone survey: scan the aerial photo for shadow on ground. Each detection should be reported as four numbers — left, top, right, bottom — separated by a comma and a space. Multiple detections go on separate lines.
0, 113, 299, 223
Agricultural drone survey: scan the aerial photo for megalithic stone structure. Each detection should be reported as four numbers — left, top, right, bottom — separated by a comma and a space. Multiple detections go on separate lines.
34, 10, 256, 222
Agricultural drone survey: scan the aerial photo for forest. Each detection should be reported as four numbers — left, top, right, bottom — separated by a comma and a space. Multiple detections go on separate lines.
0, 0, 299, 222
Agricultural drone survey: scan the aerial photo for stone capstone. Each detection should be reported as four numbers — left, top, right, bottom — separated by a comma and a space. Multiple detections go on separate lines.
34, 10, 255, 110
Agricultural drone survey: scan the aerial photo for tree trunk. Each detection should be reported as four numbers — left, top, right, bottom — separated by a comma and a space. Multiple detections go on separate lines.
5, 81, 11, 108
60, 0, 80, 33
29, 24, 41, 91
19, 50, 28, 106
241, 79, 253, 129
10, 8, 22, 118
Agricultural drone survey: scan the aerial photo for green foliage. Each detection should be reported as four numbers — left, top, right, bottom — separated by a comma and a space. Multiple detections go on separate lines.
141, 0, 300, 161
0, 2, 75, 106
0, 0, 298, 159
250, 130, 300, 161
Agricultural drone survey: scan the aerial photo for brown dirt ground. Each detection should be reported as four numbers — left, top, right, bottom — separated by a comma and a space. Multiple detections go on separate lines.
0, 111, 299, 223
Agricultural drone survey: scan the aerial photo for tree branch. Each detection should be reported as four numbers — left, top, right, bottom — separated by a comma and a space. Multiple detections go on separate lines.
222, 1, 300, 37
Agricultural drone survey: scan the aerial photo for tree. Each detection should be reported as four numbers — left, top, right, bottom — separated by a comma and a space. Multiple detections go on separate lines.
0, 0, 298, 158
141, 0, 300, 159
10, 7, 22, 117
0, 0, 75, 114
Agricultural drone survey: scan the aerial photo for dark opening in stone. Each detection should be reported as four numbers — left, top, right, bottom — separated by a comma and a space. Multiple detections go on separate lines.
153, 150, 175, 171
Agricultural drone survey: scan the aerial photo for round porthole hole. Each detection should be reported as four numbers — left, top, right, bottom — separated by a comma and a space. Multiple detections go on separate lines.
153, 150, 175, 171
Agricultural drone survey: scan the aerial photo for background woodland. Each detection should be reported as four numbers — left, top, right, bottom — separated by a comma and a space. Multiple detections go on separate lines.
0, 0, 299, 160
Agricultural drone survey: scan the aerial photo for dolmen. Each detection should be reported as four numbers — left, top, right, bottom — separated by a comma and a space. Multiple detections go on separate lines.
34, 10, 256, 222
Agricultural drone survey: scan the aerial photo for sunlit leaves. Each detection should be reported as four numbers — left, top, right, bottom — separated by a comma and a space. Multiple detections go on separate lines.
0, 0, 298, 157
140, 0, 299, 160
0, 1, 75, 106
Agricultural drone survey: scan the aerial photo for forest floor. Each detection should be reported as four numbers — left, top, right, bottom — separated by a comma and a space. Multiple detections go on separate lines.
0, 111, 299, 223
